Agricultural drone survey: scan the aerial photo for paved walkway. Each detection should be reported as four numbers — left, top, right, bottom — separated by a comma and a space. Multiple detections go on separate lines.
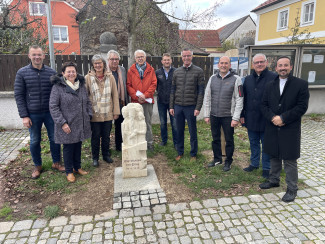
1, 119, 325, 244
0, 129, 29, 166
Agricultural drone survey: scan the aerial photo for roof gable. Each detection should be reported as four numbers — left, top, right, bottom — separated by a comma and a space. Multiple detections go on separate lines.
217, 15, 253, 42
251, 0, 286, 12
178, 30, 221, 48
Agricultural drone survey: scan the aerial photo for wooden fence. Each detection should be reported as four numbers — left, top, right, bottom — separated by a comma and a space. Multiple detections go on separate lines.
0, 54, 214, 91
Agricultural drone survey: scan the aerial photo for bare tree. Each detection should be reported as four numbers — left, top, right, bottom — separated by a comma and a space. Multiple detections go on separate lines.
0, 0, 47, 54
284, 8, 323, 45
78, 0, 222, 67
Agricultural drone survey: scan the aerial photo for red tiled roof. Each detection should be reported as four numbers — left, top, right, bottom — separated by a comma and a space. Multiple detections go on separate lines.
178, 30, 221, 48
252, 0, 285, 12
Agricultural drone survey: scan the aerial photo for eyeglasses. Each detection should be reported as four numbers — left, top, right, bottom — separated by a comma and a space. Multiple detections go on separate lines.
109, 58, 119, 61
253, 60, 266, 65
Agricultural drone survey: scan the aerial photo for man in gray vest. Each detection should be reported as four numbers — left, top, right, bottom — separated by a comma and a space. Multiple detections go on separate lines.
203, 56, 243, 171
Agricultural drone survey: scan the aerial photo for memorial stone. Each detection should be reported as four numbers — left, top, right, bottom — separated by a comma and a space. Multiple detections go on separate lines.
121, 103, 148, 178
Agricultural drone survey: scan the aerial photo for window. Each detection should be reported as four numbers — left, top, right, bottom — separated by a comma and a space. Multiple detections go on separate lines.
29, 2, 46, 16
301, 1, 315, 26
53, 26, 68, 43
277, 8, 289, 31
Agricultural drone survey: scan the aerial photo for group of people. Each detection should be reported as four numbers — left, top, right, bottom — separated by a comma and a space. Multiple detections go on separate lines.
14, 45, 309, 202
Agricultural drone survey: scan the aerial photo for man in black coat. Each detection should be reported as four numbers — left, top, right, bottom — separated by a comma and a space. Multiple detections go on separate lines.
156, 53, 177, 148
14, 45, 64, 179
260, 56, 309, 202
240, 54, 277, 179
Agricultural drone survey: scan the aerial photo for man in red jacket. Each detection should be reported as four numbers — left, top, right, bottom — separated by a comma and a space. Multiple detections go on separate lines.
127, 50, 157, 151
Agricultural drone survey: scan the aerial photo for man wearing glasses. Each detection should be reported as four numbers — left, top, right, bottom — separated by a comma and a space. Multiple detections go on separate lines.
107, 50, 129, 151
127, 50, 157, 151
240, 53, 277, 178
170, 48, 205, 161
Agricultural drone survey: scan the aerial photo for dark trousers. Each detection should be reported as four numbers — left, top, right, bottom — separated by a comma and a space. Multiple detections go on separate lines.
210, 116, 234, 164
269, 158, 298, 192
63, 142, 82, 174
175, 105, 197, 157
158, 101, 177, 146
91, 121, 112, 160
114, 114, 124, 151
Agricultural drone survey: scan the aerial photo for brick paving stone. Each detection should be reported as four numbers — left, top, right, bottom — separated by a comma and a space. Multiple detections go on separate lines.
119, 209, 134, 218
94, 210, 118, 221
202, 199, 218, 208
190, 201, 203, 209
49, 216, 68, 227
11, 220, 33, 231
134, 207, 151, 216
180, 235, 191, 244
218, 198, 233, 206
152, 204, 166, 214
232, 196, 249, 204
168, 203, 188, 212
0, 222, 14, 233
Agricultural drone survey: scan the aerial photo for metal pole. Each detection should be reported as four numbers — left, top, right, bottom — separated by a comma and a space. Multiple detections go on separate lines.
45, 0, 55, 69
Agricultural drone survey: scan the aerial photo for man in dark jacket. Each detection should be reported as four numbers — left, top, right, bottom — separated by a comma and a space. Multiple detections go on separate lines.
260, 56, 309, 202
14, 45, 63, 179
170, 48, 205, 161
156, 53, 177, 148
240, 54, 277, 179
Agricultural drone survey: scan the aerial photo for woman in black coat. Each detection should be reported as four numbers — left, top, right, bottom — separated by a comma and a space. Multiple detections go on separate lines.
50, 62, 92, 183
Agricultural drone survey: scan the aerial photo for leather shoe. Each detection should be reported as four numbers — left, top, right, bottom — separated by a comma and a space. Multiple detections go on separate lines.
31, 166, 42, 179
208, 161, 222, 167
103, 156, 113, 163
67, 173, 75, 183
282, 189, 297, 202
175, 155, 182, 161
243, 165, 258, 172
93, 159, 99, 167
259, 181, 280, 189
52, 162, 65, 172
75, 169, 88, 175
223, 164, 231, 172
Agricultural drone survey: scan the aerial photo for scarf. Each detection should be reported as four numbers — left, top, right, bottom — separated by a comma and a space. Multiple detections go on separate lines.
64, 78, 80, 91
89, 74, 111, 117
136, 62, 147, 80
107, 65, 125, 106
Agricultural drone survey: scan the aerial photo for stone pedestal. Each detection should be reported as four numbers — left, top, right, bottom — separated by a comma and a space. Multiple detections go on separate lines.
121, 103, 148, 178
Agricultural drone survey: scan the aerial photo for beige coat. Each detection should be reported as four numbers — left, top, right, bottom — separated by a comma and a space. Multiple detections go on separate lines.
85, 71, 120, 122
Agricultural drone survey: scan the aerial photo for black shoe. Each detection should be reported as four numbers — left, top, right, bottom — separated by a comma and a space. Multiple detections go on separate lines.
259, 181, 280, 189
116, 147, 121, 151
160, 142, 167, 146
207, 161, 222, 167
93, 159, 99, 167
262, 170, 270, 179
223, 164, 231, 172
103, 156, 113, 164
282, 189, 297, 202
243, 165, 258, 172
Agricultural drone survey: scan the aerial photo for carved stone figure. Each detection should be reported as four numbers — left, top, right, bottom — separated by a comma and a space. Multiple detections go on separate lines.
121, 103, 147, 178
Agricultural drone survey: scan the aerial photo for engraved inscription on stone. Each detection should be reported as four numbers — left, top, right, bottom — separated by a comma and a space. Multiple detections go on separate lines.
121, 103, 147, 178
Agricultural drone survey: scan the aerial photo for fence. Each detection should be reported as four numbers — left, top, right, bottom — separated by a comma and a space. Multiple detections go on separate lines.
0, 55, 214, 91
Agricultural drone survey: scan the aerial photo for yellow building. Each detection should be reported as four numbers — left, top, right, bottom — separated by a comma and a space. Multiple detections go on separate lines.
252, 0, 325, 45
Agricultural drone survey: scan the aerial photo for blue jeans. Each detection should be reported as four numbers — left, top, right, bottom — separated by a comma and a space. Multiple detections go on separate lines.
174, 105, 197, 157
158, 102, 177, 146
247, 130, 270, 170
29, 112, 61, 166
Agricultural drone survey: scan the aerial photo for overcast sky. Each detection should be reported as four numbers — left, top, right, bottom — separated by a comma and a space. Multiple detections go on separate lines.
161, 0, 267, 29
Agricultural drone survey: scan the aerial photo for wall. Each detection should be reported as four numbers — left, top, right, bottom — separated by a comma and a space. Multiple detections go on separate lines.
256, 0, 325, 45
226, 17, 256, 43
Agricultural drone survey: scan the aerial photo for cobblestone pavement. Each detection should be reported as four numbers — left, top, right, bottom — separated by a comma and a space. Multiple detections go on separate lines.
1, 119, 325, 243
0, 130, 29, 166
